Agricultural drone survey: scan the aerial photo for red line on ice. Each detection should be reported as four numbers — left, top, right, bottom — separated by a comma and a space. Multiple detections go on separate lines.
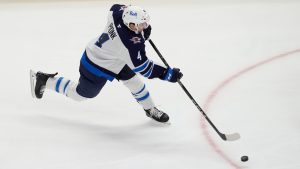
201, 49, 300, 169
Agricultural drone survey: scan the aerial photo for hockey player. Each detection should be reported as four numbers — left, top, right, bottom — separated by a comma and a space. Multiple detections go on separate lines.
30, 4, 183, 123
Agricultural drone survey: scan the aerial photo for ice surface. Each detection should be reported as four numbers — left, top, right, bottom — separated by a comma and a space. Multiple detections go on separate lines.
0, 1, 299, 169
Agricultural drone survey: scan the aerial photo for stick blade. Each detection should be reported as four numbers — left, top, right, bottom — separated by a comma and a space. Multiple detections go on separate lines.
225, 133, 240, 141
30, 69, 36, 99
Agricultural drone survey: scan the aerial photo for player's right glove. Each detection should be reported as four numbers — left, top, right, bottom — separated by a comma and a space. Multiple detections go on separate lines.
163, 67, 183, 83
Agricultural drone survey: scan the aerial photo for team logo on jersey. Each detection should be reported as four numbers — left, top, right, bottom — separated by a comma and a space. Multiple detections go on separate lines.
130, 37, 142, 44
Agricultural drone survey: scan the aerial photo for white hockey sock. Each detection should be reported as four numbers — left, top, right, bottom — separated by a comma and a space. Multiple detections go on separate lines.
46, 77, 86, 101
122, 75, 155, 110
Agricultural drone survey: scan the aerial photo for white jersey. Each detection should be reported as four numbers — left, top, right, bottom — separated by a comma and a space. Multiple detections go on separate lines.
85, 15, 129, 74
81, 4, 167, 82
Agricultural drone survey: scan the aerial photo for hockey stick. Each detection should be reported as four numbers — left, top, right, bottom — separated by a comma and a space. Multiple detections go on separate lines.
148, 39, 240, 141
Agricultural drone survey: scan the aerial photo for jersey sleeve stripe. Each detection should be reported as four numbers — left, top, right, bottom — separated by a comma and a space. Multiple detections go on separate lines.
133, 59, 149, 72
139, 60, 150, 73
140, 61, 153, 75
143, 62, 154, 78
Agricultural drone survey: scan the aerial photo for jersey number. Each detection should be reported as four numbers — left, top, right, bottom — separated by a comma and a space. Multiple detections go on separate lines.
95, 33, 109, 48
137, 53, 142, 60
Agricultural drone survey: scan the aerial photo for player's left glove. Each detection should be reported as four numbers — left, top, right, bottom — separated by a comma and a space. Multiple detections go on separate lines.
143, 25, 152, 40
163, 67, 183, 83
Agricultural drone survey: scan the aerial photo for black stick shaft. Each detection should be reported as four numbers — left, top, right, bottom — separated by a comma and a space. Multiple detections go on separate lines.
148, 39, 227, 140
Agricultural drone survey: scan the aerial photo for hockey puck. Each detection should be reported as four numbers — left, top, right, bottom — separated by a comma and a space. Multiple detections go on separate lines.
241, 156, 248, 162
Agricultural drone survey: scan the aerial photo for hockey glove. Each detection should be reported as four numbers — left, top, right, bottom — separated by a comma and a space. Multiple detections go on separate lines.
143, 25, 152, 40
163, 67, 183, 83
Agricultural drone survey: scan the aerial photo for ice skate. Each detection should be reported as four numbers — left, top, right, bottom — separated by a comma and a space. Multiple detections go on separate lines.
145, 107, 169, 123
30, 70, 57, 99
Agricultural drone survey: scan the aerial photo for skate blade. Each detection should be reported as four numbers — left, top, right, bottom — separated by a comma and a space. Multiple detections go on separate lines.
29, 69, 36, 98
162, 121, 171, 125
149, 119, 171, 126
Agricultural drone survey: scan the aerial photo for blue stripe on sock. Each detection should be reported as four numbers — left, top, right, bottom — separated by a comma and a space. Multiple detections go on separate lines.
63, 80, 71, 94
132, 84, 146, 96
136, 92, 150, 102
56, 77, 63, 93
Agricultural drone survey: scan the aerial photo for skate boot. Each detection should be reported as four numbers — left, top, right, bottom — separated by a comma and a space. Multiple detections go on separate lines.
30, 70, 57, 99
144, 107, 169, 123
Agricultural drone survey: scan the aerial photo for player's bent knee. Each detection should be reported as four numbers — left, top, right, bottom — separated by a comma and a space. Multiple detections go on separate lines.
75, 75, 107, 99
76, 88, 99, 99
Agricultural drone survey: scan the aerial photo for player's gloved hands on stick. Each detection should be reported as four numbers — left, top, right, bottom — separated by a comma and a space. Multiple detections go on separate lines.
143, 25, 151, 40
163, 67, 183, 83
